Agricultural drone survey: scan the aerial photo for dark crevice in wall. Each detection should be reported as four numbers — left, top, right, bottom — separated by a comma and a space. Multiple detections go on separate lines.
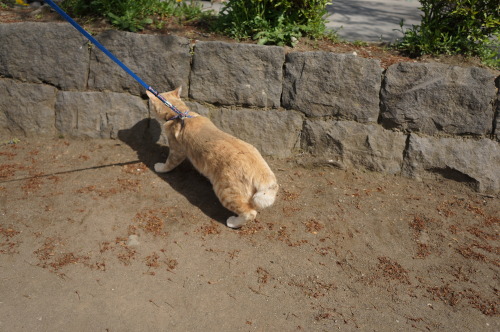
492, 76, 500, 139
401, 133, 412, 172
377, 69, 388, 127
377, 68, 397, 131
85, 41, 92, 90
297, 117, 308, 153
279, 53, 288, 111
187, 41, 196, 98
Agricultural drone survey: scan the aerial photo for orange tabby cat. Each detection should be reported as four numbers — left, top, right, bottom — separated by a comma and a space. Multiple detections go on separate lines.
146, 87, 278, 228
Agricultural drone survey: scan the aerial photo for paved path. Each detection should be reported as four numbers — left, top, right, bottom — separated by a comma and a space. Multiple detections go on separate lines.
326, 0, 422, 42
201, 0, 422, 43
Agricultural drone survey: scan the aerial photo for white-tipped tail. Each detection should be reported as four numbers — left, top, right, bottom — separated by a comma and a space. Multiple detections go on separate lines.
252, 183, 278, 210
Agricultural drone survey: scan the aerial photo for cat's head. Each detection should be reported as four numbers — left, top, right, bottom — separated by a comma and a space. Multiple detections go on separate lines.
146, 86, 189, 121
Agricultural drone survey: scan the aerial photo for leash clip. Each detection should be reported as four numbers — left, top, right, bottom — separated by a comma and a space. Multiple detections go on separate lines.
166, 113, 192, 122
166, 112, 193, 129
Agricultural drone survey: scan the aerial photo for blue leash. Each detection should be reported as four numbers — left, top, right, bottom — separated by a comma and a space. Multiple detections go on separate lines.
44, 0, 190, 121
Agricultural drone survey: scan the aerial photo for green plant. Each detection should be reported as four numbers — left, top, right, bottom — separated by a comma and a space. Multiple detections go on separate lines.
214, 0, 332, 46
1, 138, 20, 145
0, 0, 15, 8
322, 30, 342, 43
61, 0, 205, 32
253, 14, 303, 46
175, 0, 205, 21
153, 0, 205, 21
351, 40, 369, 47
107, 12, 152, 32
395, 0, 500, 68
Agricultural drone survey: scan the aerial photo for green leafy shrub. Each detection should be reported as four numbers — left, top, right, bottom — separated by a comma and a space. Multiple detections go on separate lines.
107, 11, 153, 32
61, 0, 204, 32
214, 0, 332, 46
395, 0, 500, 68
0, 0, 17, 8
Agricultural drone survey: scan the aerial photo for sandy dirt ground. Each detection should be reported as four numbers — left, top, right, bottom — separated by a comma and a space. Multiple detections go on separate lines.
0, 131, 499, 331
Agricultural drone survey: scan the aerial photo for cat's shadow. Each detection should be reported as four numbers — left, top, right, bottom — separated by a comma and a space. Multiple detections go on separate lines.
118, 119, 232, 225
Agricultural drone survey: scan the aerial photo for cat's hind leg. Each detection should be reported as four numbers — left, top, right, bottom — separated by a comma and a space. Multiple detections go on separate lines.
226, 210, 257, 229
214, 184, 257, 229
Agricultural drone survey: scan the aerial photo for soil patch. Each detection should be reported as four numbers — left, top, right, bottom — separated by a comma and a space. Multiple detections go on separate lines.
0, 138, 498, 330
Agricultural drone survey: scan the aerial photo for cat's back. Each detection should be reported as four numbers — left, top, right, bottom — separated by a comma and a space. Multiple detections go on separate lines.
184, 116, 259, 156
182, 116, 275, 180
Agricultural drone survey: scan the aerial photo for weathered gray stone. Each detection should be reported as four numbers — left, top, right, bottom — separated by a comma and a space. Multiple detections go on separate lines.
185, 101, 210, 117
0, 79, 57, 138
302, 119, 406, 174
380, 62, 497, 135
282, 52, 382, 122
55, 91, 148, 138
402, 134, 500, 193
189, 41, 284, 108
208, 108, 303, 158
89, 31, 191, 96
0, 23, 89, 90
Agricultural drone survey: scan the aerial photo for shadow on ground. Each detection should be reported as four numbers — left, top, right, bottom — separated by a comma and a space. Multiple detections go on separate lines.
117, 118, 232, 225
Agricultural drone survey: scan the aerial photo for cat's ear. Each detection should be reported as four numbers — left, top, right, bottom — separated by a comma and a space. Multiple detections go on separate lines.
174, 86, 182, 98
146, 90, 161, 105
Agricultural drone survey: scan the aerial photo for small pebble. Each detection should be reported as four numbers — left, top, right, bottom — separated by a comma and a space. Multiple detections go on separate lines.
127, 234, 140, 246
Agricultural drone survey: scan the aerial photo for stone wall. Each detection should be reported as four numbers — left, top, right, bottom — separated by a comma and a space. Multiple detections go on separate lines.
1, 23, 499, 193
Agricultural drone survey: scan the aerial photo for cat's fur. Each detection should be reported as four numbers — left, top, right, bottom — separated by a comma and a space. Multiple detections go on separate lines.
147, 87, 278, 228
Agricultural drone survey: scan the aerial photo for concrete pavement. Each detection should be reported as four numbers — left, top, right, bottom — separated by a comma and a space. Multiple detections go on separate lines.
326, 0, 422, 42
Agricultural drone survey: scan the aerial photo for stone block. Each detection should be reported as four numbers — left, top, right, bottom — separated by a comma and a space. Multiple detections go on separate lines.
89, 31, 191, 96
55, 91, 148, 138
282, 52, 382, 122
0, 22, 89, 89
302, 119, 406, 174
380, 62, 497, 135
402, 134, 500, 193
189, 41, 284, 108
0, 79, 57, 138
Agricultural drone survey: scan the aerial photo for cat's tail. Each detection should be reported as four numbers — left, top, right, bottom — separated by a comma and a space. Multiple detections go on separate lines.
252, 182, 279, 210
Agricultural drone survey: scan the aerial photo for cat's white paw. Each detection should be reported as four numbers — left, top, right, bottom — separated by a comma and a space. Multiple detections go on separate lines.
154, 162, 167, 173
227, 216, 246, 229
